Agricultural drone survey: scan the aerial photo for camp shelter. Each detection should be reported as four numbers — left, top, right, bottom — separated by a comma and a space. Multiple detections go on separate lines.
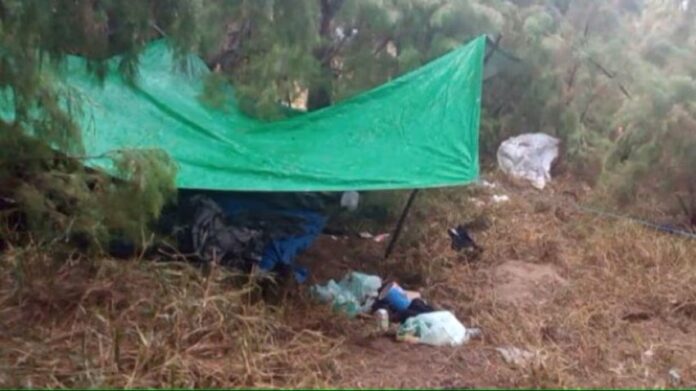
2, 35, 487, 281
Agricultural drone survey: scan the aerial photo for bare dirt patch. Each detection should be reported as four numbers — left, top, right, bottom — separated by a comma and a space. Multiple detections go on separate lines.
491, 260, 568, 306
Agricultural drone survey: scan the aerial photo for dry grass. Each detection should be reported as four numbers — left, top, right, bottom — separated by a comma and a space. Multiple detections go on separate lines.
0, 249, 341, 388
1, 172, 695, 388
387, 172, 696, 388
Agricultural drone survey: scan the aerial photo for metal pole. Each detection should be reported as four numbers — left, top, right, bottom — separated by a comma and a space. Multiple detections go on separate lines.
384, 189, 419, 260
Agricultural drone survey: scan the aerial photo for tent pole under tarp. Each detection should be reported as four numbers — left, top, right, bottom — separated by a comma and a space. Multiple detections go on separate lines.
384, 189, 420, 260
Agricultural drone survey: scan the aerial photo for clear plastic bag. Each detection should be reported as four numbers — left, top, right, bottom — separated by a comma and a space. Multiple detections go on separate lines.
397, 311, 479, 346
311, 272, 382, 317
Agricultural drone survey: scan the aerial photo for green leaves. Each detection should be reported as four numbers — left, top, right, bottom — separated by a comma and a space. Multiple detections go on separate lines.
205, 0, 495, 115
0, 0, 190, 250
523, 9, 556, 42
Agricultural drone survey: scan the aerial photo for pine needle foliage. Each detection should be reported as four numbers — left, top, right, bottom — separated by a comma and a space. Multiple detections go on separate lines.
0, 0, 195, 249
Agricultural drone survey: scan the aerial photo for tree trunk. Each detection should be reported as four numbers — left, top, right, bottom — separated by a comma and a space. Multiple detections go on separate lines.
307, 0, 345, 111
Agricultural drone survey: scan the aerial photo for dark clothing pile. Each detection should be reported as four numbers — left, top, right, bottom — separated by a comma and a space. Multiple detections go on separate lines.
170, 194, 313, 273
448, 225, 479, 251
186, 195, 266, 270
155, 192, 329, 282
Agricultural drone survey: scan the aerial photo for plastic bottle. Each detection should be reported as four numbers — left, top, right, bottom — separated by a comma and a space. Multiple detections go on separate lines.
376, 309, 389, 331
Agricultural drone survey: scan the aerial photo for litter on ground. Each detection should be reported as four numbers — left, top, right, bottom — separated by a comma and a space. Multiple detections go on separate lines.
358, 232, 391, 242
497, 133, 560, 190
496, 346, 537, 367
397, 311, 480, 347
310, 272, 382, 318
469, 197, 486, 207
448, 225, 483, 254
480, 179, 497, 188
492, 194, 510, 203
668, 368, 681, 385
313, 272, 479, 347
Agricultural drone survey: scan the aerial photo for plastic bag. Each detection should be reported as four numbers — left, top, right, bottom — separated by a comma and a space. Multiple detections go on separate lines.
497, 133, 559, 190
397, 311, 479, 347
340, 191, 360, 211
311, 272, 382, 317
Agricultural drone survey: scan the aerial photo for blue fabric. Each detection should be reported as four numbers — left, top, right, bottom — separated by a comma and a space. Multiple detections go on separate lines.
385, 286, 412, 312
186, 190, 327, 283
258, 210, 326, 283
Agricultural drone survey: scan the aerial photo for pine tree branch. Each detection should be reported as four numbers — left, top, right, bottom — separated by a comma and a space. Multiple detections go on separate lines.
564, 62, 580, 105
150, 22, 166, 37
580, 82, 612, 126
373, 36, 393, 56
587, 57, 631, 98
319, 0, 346, 38
7, 150, 126, 163
484, 35, 502, 65
484, 35, 521, 63
208, 19, 251, 71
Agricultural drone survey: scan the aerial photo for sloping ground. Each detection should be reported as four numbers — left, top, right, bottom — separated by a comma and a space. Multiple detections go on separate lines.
1, 173, 695, 388
293, 172, 696, 388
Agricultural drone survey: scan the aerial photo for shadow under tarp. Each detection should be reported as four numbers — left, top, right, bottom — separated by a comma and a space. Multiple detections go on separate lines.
166, 190, 334, 283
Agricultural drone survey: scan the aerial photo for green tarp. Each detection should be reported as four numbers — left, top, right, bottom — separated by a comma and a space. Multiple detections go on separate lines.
19, 36, 485, 192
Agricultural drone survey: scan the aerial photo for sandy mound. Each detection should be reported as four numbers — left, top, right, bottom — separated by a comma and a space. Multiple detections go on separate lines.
492, 261, 567, 305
